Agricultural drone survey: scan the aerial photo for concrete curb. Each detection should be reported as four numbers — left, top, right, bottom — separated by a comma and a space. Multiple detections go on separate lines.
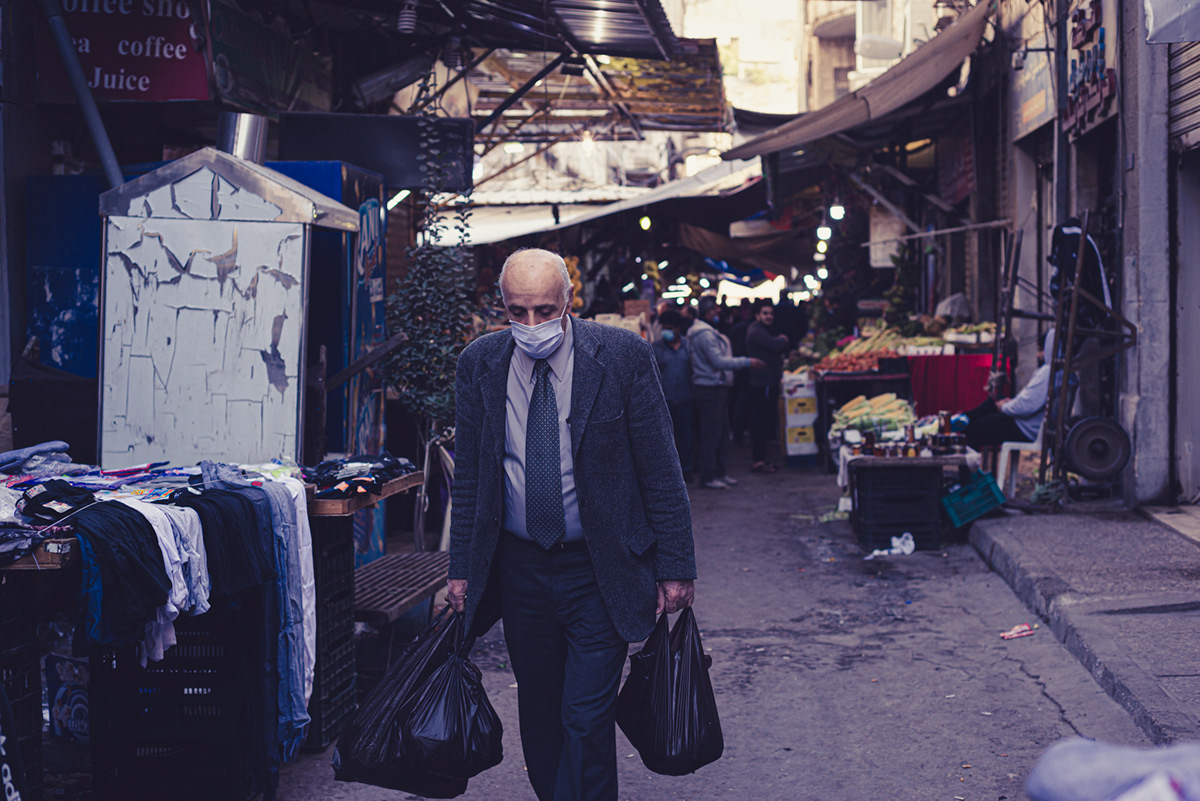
970, 517, 1200, 744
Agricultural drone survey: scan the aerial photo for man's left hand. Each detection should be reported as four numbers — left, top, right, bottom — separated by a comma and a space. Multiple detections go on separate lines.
656, 580, 695, 615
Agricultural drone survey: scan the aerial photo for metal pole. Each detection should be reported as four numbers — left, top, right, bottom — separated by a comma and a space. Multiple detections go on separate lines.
36, 0, 123, 189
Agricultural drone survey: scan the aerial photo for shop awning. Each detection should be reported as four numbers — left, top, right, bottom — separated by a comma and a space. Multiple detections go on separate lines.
431, 157, 760, 245
721, 0, 992, 160
1145, 0, 1200, 42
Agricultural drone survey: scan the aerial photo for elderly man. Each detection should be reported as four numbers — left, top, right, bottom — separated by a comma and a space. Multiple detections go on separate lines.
446, 248, 697, 801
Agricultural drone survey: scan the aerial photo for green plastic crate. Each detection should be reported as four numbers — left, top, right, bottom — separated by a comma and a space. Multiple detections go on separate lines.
942, 471, 1006, 528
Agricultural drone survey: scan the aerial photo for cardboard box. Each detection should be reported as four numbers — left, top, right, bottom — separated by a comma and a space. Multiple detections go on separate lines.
3, 537, 78, 570
787, 397, 817, 416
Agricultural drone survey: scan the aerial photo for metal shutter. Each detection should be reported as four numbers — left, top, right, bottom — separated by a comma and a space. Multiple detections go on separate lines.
1170, 42, 1200, 151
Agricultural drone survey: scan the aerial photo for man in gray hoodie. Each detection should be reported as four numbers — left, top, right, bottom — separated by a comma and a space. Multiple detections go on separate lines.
689, 296, 764, 489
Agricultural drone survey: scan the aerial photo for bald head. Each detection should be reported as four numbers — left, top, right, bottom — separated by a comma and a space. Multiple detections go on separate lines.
499, 248, 573, 328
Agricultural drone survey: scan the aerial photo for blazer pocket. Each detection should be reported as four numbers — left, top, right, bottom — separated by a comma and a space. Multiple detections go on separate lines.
623, 525, 657, 556
590, 409, 625, 425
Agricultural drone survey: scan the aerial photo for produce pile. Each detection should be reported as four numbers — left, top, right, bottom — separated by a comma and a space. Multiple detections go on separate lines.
831, 393, 916, 434
813, 327, 951, 372
947, 322, 996, 336
813, 329, 905, 372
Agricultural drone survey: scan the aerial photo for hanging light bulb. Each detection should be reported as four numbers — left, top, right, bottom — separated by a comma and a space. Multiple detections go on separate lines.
829, 203, 845, 221
816, 240, 827, 254
814, 253, 826, 262
396, 0, 418, 33
441, 36, 463, 70
639, 216, 652, 231
817, 267, 828, 280
817, 225, 832, 241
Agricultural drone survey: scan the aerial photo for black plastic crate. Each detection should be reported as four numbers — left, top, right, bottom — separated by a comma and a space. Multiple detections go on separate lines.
93, 741, 257, 801
304, 618, 356, 750
0, 574, 36, 647
1, 641, 43, 801
314, 535, 354, 599
854, 517, 942, 552
91, 593, 266, 801
304, 679, 355, 751
850, 464, 944, 551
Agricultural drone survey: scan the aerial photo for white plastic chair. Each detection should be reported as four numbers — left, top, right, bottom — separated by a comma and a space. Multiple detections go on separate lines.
996, 381, 1075, 497
996, 425, 1043, 498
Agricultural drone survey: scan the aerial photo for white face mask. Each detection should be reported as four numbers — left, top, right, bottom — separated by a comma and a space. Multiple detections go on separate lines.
510, 304, 567, 359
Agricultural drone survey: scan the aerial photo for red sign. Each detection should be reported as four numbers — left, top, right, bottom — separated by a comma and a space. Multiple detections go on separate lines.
37, 0, 209, 102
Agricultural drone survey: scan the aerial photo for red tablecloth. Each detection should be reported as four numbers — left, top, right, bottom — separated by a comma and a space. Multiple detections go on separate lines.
907, 354, 994, 417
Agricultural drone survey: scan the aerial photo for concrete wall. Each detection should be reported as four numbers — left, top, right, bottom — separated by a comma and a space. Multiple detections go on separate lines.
1120, 0, 1172, 504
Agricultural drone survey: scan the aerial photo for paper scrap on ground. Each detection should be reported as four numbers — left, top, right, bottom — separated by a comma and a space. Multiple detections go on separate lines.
863, 532, 916, 560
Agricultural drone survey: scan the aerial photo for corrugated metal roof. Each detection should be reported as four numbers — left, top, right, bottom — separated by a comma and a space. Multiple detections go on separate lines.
432, 157, 758, 244
461, 0, 678, 60
722, 0, 992, 160
470, 186, 650, 205
470, 38, 727, 142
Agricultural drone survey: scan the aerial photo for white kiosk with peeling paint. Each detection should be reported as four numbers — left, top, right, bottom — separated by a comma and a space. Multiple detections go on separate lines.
97, 147, 359, 468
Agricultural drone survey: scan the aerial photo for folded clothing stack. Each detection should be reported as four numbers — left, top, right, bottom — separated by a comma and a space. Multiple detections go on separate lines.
305, 453, 418, 499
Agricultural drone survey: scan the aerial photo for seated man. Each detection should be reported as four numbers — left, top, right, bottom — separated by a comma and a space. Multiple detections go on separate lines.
962, 329, 1059, 451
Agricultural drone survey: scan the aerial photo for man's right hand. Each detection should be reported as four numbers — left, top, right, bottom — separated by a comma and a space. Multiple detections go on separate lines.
447, 579, 468, 613
750, 358, 767, 370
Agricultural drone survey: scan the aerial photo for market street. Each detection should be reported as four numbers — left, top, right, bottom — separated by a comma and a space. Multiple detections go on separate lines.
280, 448, 1148, 801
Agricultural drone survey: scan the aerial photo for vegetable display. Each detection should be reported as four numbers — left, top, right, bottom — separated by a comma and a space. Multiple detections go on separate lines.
831, 393, 916, 433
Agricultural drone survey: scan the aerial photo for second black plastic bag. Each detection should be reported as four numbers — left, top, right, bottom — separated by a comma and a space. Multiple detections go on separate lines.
333, 608, 502, 798
616, 607, 724, 776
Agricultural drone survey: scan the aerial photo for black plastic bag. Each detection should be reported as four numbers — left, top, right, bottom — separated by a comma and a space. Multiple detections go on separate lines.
616, 607, 724, 776
333, 608, 503, 797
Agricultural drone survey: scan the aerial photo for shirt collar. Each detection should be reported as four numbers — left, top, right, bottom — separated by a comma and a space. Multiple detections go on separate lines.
512, 316, 574, 383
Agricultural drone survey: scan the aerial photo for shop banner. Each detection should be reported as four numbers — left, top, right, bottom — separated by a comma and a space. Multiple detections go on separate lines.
208, 0, 331, 115
1010, 33, 1056, 139
36, 0, 209, 102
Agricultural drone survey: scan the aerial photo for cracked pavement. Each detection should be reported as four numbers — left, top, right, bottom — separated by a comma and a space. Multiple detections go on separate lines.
280, 450, 1149, 800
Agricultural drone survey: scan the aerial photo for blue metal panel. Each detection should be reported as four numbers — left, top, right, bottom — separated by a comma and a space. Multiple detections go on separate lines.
267, 161, 354, 453
25, 175, 108, 378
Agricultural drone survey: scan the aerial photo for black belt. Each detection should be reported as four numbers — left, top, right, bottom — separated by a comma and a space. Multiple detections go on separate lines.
503, 530, 587, 553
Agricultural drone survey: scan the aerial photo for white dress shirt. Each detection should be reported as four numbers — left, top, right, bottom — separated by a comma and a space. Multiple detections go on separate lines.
503, 317, 585, 542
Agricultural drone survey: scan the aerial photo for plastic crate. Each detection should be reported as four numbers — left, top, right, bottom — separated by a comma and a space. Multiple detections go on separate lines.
942, 472, 1007, 528
851, 465, 943, 526
1, 641, 43, 801
304, 597, 356, 750
850, 464, 944, 552
91, 593, 267, 801
314, 531, 354, 600
304, 517, 357, 751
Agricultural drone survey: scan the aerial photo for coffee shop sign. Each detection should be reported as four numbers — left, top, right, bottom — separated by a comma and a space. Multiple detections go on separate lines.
38, 0, 209, 102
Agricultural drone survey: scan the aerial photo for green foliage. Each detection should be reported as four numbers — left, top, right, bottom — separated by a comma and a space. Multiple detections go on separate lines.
380, 91, 475, 428
883, 245, 920, 330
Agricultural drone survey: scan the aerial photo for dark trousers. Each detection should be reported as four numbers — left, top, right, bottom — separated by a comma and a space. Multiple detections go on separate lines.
666, 400, 693, 472
964, 397, 1031, 450
693, 385, 730, 483
748, 384, 780, 462
496, 534, 628, 801
731, 382, 750, 441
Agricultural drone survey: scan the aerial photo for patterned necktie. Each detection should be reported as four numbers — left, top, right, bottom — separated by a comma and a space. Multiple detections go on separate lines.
525, 359, 566, 549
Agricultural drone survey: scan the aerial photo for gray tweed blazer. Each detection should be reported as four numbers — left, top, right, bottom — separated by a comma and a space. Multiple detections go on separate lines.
448, 317, 697, 643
